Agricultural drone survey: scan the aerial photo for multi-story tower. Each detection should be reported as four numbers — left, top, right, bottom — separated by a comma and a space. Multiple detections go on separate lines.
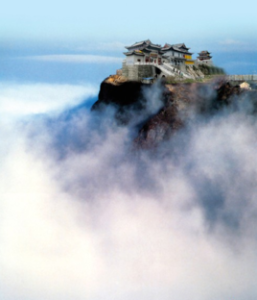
196, 51, 213, 65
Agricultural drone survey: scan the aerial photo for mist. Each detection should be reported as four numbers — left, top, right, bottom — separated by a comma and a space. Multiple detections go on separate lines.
1, 80, 257, 300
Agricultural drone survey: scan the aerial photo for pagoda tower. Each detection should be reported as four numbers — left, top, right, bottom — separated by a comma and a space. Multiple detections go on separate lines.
197, 51, 213, 65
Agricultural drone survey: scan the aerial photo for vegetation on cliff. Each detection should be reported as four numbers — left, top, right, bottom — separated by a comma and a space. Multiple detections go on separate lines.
195, 64, 225, 76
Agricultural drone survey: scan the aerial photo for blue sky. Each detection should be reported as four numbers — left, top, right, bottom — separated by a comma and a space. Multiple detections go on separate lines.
1, 0, 257, 42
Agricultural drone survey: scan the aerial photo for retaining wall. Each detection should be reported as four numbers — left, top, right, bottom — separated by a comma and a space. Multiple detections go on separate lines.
227, 75, 257, 81
122, 64, 155, 81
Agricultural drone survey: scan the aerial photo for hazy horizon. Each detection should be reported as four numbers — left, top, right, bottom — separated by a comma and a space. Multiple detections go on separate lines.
1, 38, 257, 84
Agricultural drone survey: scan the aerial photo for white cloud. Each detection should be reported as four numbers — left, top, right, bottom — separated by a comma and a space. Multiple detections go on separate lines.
26, 54, 122, 64
0, 82, 97, 117
1, 82, 257, 300
212, 38, 257, 54
76, 41, 126, 51
219, 39, 245, 46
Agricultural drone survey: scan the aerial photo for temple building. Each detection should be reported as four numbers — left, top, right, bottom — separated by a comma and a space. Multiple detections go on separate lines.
161, 43, 194, 66
196, 51, 213, 65
124, 39, 162, 65
122, 39, 195, 81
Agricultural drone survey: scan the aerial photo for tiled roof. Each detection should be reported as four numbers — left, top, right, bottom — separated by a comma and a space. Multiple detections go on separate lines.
126, 39, 161, 49
161, 46, 192, 55
125, 40, 193, 55
124, 50, 145, 56
171, 43, 189, 49
198, 51, 211, 55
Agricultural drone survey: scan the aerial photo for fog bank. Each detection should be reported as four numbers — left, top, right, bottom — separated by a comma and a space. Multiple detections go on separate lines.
1, 81, 257, 300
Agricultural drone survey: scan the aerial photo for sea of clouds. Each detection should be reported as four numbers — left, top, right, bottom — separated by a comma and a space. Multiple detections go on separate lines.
1, 80, 257, 300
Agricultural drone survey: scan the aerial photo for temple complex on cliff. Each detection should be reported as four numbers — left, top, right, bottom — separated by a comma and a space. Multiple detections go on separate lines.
121, 39, 195, 81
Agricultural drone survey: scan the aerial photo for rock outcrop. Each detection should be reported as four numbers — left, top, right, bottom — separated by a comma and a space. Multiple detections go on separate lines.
92, 77, 257, 149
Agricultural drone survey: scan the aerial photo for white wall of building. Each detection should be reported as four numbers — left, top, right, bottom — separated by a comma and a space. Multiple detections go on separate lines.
126, 55, 145, 65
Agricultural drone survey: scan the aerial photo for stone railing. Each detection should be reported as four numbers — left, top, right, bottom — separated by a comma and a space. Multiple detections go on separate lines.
134, 61, 161, 66
227, 75, 257, 81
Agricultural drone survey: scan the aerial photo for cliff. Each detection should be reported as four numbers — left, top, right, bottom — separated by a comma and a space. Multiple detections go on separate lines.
91, 75, 169, 124
92, 76, 257, 149
92, 79, 146, 108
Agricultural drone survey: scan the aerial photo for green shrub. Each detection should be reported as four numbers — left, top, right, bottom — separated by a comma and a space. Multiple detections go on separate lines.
198, 64, 225, 75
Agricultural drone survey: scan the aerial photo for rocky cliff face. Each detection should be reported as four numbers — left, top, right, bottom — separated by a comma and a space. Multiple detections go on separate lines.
92, 77, 257, 149
91, 77, 169, 125
92, 80, 147, 109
